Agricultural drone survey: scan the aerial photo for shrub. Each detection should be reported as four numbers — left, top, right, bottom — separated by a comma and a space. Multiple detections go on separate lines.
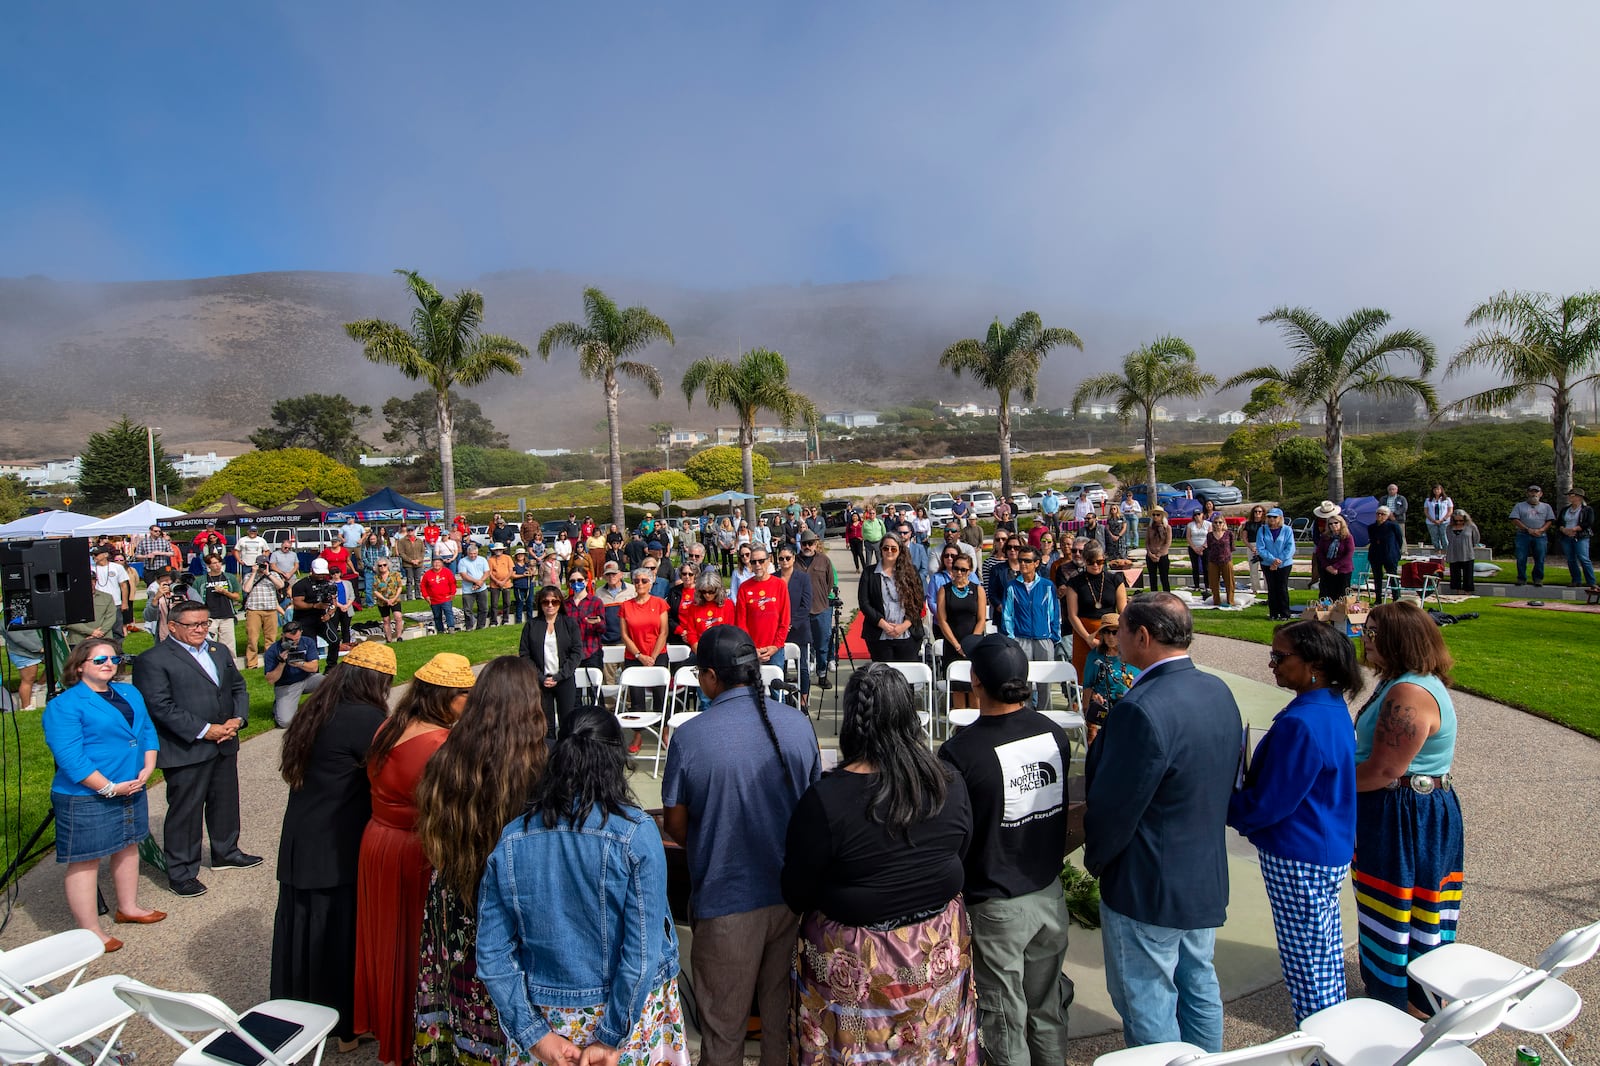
433, 448, 548, 490
623, 470, 700, 504
187, 449, 364, 509
685, 446, 770, 492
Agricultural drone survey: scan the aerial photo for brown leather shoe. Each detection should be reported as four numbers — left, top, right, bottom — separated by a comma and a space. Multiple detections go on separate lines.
102, 936, 124, 953
114, 909, 167, 924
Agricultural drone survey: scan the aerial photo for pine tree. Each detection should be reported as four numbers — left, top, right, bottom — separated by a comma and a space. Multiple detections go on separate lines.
77, 417, 183, 512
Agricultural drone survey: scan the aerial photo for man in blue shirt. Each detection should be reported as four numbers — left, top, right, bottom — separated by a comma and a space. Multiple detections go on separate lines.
262, 621, 324, 727
1000, 547, 1062, 710
662, 627, 820, 1066
456, 541, 490, 630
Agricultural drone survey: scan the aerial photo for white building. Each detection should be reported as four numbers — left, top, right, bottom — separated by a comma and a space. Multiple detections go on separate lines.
1216, 410, 1247, 425
172, 451, 237, 478
715, 426, 810, 445
824, 410, 880, 428
526, 448, 573, 457
937, 401, 998, 418
666, 430, 708, 447
0, 457, 83, 486
1152, 405, 1174, 423
358, 453, 419, 468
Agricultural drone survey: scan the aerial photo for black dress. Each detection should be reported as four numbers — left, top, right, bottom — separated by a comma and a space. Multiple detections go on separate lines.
938, 582, 981, 688
270, 700, 387, 1041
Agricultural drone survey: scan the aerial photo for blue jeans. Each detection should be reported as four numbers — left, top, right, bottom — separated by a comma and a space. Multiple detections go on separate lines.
1100, 902, 1223, 1052
512, 586, 533, 622
1125, 516, 1140, 548
430, 602, 456, 632
1563, 535, 1595, 586
1514, 531, 1548, 583
810, 612, 833, 679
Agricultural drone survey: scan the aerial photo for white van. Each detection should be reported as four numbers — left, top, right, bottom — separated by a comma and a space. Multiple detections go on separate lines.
261, 525, 339, 552
959, 490, 997, 517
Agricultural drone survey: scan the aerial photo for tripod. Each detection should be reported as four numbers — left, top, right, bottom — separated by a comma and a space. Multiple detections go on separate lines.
0, 640, 59, 893
827, 600, 856, 727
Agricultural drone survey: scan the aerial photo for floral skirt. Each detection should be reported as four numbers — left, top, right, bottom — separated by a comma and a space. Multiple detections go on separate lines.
537, 978, 690, 1066
415, 877, 534, 1066
791, 895, 979, 1066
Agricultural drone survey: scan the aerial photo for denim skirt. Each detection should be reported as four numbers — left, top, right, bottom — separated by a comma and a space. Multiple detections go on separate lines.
52, 791, 149, 863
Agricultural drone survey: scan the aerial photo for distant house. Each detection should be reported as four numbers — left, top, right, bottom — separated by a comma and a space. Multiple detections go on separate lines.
824, 410, 880, 428
715, 426, 810, 445
0, 456, 83, 486
358, 453, 419, 468
1080, 402, 1118, 419
526, 448, 573, 457
1216, 410, 1247, 425
172, 451, 236, 478
1152, 405, 1174, 422
1184, 411, 1212, 424
936, 401, 997, 418
667, 430, 708, 447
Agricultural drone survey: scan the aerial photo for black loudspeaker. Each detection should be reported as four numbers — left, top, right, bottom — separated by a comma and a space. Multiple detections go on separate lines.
1, 538, 95, 630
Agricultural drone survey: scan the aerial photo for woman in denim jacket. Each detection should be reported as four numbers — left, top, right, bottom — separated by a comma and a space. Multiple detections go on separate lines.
477, 711, 687, 1066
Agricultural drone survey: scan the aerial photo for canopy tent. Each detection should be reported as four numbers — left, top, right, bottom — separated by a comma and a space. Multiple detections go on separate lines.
1341, 496, 1381, 548
321, 487, 442, 523
73, 499, 186, 537
251, 489, 337, 527
162, 493, 261, 531
0, 509, 102, 540
679, 490, 760, 509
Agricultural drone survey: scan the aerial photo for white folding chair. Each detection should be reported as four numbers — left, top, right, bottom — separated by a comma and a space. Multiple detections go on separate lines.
617, 665, 671, 778
599, 645, 627, 705
1094, 1032, 1325, 1065
782, 641, 801, 683
667, 664, 700, 720
1028, 659, 1088, 739
114, 979, 338, 1066
0, 929, 106, 1006
666, 643, 692, 667
1301, 965, 1546, 1066
886, 660, 935, 740
573, 666, 604, 714
0, 973, 135, 1066
941, 659, 972, 737
1408, 919, 1600, 1066
760, 664, 791, 706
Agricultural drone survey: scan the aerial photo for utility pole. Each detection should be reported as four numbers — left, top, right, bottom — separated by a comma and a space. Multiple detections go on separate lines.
146, 425, 158, 501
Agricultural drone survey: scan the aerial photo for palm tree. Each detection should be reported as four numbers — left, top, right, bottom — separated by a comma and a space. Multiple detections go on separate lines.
1072, 337, 1216, 503
939, 312, 1082, 500
1445, 290, 1600, 497
345, 270, 530, 522
1223, 307, 1438, 501
539, 288, 675, 531
681, 349, 817, 526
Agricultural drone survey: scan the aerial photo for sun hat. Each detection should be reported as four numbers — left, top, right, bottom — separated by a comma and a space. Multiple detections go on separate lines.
342, 641, 397, 676
1151, 506, 1165, 516
413, 652, 476, 689
310, 558, 330, 574
1099, 613, 1121, 630
1312, 501, 1342, 519
514, 546, 529, 556
1266, 507, 1285, 518
1568, 488, 1587, 499
491, 542, 505, 552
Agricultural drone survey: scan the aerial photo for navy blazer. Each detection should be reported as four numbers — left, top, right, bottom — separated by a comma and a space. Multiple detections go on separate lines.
42, 682, 160, 795
1083, 656, 1242, 930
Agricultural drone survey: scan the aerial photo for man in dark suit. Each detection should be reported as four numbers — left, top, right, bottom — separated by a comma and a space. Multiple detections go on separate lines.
1084, 592, 1240, 1052
132, 599, 261, 897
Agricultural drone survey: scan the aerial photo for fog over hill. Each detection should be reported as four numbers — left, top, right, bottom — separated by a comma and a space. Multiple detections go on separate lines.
0, 269, 1456, 458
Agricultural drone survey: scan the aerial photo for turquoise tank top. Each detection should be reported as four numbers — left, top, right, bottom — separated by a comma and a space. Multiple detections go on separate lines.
1354, 671, 1456, 775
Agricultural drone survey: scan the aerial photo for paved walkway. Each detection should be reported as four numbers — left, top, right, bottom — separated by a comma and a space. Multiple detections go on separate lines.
1, 548, 1595, 1064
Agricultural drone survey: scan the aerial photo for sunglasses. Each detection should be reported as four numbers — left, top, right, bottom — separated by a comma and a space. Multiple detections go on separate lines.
777, 556, 794, 563
880, 545, 900, 553
634, 577, 653, 585
953, 566, 972, 574
1267, 649, 1297, 667
538, 598, 561, 607
89, 655, 127, 666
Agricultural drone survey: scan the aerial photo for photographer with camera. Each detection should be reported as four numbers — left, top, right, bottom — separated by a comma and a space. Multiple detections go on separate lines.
201, 556, 242, 665
262, 620, 324, 727
241, 559, 288, 669
291, 558, 342, 668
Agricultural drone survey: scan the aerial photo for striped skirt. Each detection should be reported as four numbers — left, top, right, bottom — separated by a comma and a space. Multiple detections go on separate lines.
1352, 786, 1465, 1012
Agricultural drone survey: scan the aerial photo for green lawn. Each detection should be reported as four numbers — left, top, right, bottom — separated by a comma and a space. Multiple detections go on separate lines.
0, 602, 523, 875
1187, 588, 1600, 738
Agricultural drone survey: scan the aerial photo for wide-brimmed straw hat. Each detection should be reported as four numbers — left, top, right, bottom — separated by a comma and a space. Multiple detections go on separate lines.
413, 652, 476, 689
1312, 501, 1342, 520
342, 642, 397, 676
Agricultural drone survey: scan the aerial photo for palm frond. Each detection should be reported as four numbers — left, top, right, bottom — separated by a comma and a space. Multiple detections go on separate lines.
681, 356, 737, 410
1258, 306, 1333, 360
1350, 327, 1437, 378
617, 360, 664, 398
1220, 365, 1294, 393
1442, 381, 1539, 415
1343, 371, 1439, 416
1070, 372, 1128, 412
939, 338, 989, 379
617, 306, 676, 357
538, 321, 592, 360
454, 335, 529, 387
345, 319, 427, 378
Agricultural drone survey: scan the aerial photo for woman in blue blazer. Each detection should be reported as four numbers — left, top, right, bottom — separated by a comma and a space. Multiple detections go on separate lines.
42, 638, 164, 951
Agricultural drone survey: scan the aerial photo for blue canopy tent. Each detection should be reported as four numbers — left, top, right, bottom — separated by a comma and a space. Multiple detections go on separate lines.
1341, 496, 1380, 548
322, 487, 443, 524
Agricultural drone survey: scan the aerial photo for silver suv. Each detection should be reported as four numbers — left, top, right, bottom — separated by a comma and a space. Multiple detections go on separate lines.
1067, 482, 1108, 508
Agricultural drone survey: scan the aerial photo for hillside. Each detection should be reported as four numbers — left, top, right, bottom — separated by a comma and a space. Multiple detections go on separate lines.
0, 270, 1253, 457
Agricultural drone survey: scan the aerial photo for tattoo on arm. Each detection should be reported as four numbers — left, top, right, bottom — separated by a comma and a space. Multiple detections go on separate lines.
1375, 697, 1422, 750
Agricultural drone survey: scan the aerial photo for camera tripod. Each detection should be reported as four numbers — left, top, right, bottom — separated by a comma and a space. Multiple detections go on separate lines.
825, 599, 856, 727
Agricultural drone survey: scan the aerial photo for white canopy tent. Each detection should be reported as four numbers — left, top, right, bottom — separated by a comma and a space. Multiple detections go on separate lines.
73, 499, 186, 537
0, 509, 102, 540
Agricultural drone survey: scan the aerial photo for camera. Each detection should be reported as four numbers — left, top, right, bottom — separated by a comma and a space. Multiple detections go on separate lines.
304, 581, 337, 606
827, 585, 843, 610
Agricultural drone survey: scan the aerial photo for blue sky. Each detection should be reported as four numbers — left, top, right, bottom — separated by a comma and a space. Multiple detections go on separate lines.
4, 2, 1599, 328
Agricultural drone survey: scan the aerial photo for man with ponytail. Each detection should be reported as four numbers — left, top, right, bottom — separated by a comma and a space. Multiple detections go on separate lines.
662, 626, 820, 1066
938, 633, 1072, 1066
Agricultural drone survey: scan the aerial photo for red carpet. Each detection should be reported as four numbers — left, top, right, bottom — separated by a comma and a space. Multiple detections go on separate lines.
842, 610, 871, 660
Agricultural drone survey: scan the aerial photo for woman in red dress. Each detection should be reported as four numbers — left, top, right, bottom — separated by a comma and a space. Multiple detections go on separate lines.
353, 652, 475, 1066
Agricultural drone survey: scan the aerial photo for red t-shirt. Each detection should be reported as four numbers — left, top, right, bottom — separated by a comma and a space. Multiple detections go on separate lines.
423, 524, 441, 544
321, 545, 353, 578
619, 596, 669, 661
734, 575, 790, 651
678, 599, 734, 651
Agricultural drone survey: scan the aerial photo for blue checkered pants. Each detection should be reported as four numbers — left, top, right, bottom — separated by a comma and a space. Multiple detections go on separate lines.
1258, 850, 1350, 1023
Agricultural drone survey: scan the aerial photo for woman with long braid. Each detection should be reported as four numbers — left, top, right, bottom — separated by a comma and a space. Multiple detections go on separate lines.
783, 663, 978, 1064
662, 626, 821, 1066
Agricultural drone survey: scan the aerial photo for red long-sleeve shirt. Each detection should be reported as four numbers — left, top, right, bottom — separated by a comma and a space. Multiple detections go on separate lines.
420, 566, 457, 605
679, 599, 735, 651
734, 575, 790, 651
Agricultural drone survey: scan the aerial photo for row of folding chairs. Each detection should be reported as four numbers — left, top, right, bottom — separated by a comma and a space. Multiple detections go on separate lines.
1095, 917, 1600, 1066
0, 927, 337, 1066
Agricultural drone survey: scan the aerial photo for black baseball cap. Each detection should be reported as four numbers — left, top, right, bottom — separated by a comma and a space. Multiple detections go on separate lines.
963, 634, 1029, 692
697, 625, 760, 675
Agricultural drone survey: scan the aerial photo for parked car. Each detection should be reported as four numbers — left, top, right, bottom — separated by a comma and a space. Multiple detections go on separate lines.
820, 499, 853, 537
1010, 491, 1036, 513
1172, 478, 1244, 506
1123, 482, 1189, 511
959, 490, 997, 517
926, 493, 956, 522
540, 519, 569, 546
261, 526, 339, 552
881, 501, 914, 520
1066, 482, 1109, 508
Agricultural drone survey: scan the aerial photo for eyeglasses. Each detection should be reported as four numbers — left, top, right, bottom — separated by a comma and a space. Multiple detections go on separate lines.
1267, 649, 1299, 667
89, 655, 127, 666
634, 577, 653, 585
171, 620, 209, 629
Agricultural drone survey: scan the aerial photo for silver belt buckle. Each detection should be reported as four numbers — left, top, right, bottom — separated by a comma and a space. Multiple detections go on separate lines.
1410, 775, 1436, 795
